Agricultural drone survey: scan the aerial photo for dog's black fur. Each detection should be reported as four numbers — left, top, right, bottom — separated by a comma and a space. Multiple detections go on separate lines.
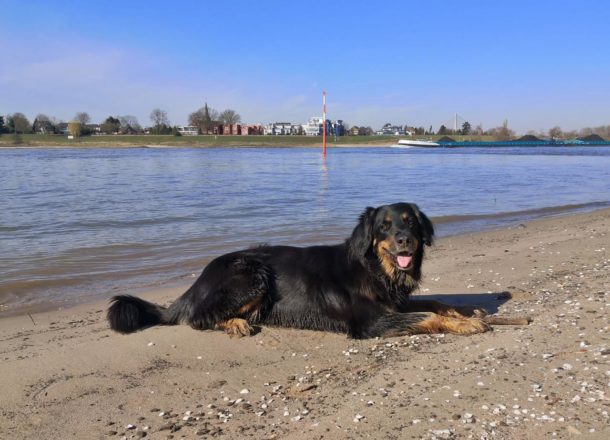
108, 203, 489, 338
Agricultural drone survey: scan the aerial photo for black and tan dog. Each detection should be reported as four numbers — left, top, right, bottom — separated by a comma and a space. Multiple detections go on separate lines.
108, 203, 494, 338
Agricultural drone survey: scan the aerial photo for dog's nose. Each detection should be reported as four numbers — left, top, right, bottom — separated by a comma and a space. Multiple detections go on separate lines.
395, 233, 412, 247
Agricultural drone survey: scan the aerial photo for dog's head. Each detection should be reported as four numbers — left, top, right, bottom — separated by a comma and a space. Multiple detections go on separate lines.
348, 203, 434, 284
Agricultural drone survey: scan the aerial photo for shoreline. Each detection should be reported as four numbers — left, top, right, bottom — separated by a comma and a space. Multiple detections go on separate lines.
2, 134, 609, 149
3, 143, 610, 149
1, 208, 608, 439
0, 134, 398, 148
2, 204, 609, 319
0, 143, 395, 149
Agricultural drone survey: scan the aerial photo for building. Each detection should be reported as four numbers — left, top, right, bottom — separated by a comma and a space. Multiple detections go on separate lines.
303, 117, 345, 136
241, 124, 263, 135
86, 124, 102, 135
178, 126, 198, 136
377, 123, 405, 136
304, 117, 324, 136
264, 122, 297, 135
56, 122, 69, 135
331, 120, 345, 137
33, 118, 55, 134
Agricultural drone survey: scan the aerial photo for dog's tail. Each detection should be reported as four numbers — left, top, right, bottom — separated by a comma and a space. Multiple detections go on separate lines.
107, 295, 177, 334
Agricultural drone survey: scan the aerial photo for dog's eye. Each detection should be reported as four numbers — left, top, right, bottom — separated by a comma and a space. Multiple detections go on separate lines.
381, 221, 391, 232
402, 214, 414, 227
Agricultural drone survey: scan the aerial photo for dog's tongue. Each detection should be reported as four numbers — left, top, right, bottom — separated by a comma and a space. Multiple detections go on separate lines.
397, 255, 412, 268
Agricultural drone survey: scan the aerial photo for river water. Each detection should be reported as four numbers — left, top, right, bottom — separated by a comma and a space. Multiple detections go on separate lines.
1, 146, 609, 314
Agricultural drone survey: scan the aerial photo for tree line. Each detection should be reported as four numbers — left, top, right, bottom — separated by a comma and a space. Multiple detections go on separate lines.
383, 121, 509, 139
0, 103, 243, 137
527, 125, 610, 140
1, 109, 607, 140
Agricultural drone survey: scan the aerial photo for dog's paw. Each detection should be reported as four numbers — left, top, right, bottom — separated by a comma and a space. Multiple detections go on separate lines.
444, 317, 491, 335
215, 318, 254, 338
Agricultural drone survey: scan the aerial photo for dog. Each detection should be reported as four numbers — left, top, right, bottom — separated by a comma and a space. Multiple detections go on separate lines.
107, 203, 491, 338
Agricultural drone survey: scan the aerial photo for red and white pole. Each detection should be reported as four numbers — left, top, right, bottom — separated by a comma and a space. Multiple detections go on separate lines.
322, 90, 327, 157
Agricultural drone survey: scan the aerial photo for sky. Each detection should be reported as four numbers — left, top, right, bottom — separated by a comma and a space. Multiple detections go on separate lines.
1, 0, 609, 133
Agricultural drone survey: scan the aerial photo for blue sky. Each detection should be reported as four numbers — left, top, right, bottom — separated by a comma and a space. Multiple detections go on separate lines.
1, 0, 609, 133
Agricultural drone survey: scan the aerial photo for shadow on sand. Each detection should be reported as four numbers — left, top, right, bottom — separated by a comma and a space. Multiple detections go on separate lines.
414, 291, 513, 315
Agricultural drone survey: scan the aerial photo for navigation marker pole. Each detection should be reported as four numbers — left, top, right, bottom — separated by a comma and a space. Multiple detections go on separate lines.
322, 90, 327, 157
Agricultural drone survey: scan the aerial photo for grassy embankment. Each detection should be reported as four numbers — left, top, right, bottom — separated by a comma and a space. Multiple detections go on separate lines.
0, 134, 497, 147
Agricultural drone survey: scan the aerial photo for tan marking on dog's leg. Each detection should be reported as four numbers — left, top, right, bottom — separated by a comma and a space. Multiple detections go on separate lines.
215, 318, 253, 338
408, 300, 488, 319
380, 312, 491, 338
412, 312, 491, 335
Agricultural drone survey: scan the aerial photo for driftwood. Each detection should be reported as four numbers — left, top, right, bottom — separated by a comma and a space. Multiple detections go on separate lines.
483, 315, 533, 326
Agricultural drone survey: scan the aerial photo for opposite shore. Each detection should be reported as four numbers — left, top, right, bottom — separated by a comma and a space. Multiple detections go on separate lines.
1, 208, 608, 439
1, 134, 398, 148
2, 135, 610, 149
0, 133, 553, 148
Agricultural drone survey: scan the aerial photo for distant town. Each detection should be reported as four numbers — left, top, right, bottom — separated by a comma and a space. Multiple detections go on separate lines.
1, 103, 609, 142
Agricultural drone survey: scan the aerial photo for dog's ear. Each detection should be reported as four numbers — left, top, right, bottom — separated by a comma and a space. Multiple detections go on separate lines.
348, 206, 377, 261
411, 203, 434, 246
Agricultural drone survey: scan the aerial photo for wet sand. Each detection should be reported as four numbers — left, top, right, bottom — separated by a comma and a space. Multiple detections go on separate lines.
0, 209, 608, 439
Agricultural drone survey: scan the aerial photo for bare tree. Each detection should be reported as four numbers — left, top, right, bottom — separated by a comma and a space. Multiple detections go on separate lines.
488, 119, 514, 141
188, 103, 219, 134
150, 108, 169, 128
548, 126, 563, 139
219, 109, 241, 125
74, 112, 91, 125
579, 125, 610, 139
118, 115, 142, 134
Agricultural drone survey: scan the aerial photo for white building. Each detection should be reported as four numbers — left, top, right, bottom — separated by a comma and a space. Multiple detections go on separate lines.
264, 122, 298, 135
304, 117, 324, 136
178, 126, 198, 136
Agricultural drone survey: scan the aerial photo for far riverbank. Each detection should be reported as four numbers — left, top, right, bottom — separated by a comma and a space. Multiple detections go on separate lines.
0, 134, 497, 148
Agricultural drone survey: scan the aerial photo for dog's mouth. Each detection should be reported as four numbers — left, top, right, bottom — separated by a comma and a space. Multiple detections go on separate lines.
385, 250, 414, 270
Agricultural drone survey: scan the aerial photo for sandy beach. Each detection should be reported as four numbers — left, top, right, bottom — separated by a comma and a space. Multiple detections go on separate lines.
0, 209, 608, 440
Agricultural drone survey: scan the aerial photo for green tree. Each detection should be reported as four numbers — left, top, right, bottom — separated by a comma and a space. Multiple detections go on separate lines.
0, 115, 5, 134
9, 113, 32, 134
101, 116, 121, 134
461, 121, 471, 135
438, 125, 448, 135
